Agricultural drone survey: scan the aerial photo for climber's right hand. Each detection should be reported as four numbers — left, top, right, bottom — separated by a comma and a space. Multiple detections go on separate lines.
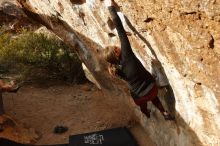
104, 0, 113, 8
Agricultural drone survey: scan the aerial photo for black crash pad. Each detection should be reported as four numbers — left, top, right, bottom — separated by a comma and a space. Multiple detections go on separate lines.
69, 127, 138, 146
0, 127, 137, 146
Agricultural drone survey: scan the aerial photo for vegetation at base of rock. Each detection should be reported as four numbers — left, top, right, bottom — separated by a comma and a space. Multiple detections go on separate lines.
0, 26, 86, 83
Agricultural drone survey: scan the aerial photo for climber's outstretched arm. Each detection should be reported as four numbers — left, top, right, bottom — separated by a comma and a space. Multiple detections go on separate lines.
105, 0, 133, 58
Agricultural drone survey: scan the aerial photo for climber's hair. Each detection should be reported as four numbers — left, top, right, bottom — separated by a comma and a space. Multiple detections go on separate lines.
103, 46, 120, 64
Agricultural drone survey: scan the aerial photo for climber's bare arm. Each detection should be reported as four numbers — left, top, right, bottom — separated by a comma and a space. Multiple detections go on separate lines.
105, 0, 133, 58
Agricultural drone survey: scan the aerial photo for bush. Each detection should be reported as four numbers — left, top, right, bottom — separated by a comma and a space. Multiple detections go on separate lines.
0, 28, 86, 83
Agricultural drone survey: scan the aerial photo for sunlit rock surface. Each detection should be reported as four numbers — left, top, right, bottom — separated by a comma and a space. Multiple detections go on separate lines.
8, 0, 220, 145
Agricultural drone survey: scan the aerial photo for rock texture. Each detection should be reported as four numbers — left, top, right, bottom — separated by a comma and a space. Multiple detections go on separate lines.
14, 0, 220, 146
0, 0, 39, 32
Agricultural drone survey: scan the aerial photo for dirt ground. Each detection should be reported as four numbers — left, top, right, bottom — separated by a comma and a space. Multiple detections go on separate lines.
1, 81, 156, 146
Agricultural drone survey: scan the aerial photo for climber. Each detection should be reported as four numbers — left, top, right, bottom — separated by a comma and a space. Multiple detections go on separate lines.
103, 0, 175, 120
0, 79, 21, 132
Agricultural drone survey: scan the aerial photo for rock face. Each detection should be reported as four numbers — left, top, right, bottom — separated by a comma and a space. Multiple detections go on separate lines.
16, 0, 220, 146
0, 0, 39, 31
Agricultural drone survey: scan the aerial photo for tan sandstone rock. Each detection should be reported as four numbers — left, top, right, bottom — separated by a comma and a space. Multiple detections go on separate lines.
13, 0, 220, 146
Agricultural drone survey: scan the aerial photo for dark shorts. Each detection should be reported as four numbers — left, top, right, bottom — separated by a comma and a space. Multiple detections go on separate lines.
134, 84, 158, 105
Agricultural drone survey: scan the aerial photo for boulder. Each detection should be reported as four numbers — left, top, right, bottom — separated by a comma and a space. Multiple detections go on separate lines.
16, 0, 220, 146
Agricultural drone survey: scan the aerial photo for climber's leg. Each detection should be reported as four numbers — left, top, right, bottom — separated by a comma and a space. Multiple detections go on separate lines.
139, 102, 150, 118
151, 96, 175, 120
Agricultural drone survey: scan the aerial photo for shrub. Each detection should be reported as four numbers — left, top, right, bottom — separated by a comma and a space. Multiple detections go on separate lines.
0, 28, 86, 83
